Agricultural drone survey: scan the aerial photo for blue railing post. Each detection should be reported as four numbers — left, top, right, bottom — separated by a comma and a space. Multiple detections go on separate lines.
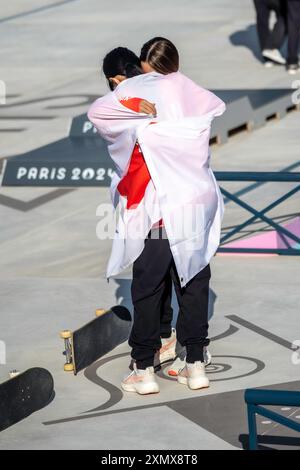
247, 404, 258, 450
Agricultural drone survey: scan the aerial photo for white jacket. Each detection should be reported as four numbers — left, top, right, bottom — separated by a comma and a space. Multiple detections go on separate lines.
88, 71, 226, 286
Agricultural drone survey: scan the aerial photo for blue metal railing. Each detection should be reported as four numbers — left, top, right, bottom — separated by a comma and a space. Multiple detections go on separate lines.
244, 388, 300, 449
215, 171, 300, 255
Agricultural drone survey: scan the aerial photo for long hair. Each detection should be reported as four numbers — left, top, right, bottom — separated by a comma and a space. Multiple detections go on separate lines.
102, 47, 142, 90
140, 37, 179, 75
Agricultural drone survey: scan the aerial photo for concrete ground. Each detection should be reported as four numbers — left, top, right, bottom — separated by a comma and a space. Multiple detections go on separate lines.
0, 0, 300, 450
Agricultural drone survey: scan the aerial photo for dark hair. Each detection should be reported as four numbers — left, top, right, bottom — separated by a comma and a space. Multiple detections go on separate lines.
102, 47, 142, 90
140, 37, 179, 75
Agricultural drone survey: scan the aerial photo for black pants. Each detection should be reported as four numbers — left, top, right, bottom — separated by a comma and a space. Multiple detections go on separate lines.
129, 233, 210, 369
287, 0, 300, 64
160, 274, 173, 339
253, 0, 287, 51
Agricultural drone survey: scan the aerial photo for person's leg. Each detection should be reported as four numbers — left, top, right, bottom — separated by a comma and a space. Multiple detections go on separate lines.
129, 232, 173, 370
160, 274, 173, 339
267, 0, 287, 50
171, 263, 211, 363
287, 0, 300, 65
170, 263, 211, 390
152, 273, 178, 367
254, 0, 272, 51
255, 0, 287, 64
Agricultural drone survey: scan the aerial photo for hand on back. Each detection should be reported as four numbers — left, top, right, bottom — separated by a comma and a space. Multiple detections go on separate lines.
139, 100, 157, 117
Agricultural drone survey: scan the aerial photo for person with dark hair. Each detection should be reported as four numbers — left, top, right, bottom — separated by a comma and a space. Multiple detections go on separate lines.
140, 37, 179, 74
138, 37, 212, 376
253, 0, 287, 65
101, 44, 212, 375
101, 46, 179, 368
102, 47, 155, 114
103, 47, 142, 90
287, 0, 300, 73
88, 38, 224, 394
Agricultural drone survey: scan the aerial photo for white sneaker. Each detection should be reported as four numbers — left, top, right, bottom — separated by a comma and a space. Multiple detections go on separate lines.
121, 363, 160, 395
177, 361, 209, 390
262, 49, 286, 65
167, 346, 212, 376
264, 60, 274, 68
168, 355, 186, 377
154, 328, 177, 367
287, 64, 300, 75
204, 347, 212, 366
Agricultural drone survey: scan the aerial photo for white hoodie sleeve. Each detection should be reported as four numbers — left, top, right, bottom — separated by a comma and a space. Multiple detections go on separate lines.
87, 92, 150, 142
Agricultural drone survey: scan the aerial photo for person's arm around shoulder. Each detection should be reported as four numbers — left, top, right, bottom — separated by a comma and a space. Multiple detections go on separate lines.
87, 93, 156, 140
120, 97, 157, 116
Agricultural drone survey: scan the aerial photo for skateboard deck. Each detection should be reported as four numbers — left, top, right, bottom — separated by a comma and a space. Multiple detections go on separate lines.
60, 305, 132, 375
0, 367, 54, 432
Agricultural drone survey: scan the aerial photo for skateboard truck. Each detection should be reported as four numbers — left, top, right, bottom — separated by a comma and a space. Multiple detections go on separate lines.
60, 330, 74, 372
60, 308, 107, 372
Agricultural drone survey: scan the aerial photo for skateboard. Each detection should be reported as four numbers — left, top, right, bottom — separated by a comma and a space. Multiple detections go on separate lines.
0, 367, 54, 432
60, 305, 132, 375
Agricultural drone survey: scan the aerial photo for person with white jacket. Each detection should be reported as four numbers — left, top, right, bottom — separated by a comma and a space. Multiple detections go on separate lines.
88, 38, 225, 395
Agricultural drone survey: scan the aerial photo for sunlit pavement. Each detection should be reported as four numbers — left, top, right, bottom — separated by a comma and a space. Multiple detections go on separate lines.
0, 0, 299, 450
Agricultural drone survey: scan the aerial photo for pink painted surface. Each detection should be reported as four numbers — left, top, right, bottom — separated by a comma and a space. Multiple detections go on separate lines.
218, 216, 300, 257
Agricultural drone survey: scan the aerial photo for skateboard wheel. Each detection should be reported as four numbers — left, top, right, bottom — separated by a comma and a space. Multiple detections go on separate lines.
60, 330, 71, 339
9, 370, 20, 379
63, 363, 74, 372
95, 308, 106, 317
